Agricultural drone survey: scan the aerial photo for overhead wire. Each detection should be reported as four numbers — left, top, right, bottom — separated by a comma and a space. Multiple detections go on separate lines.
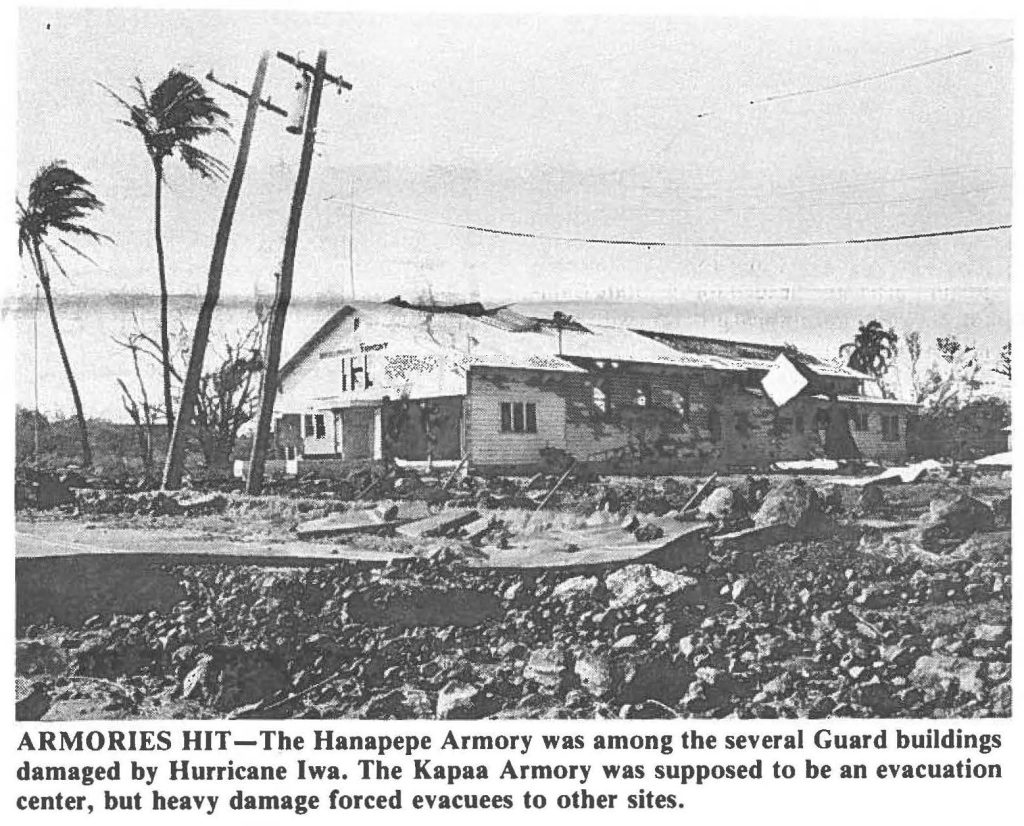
323, 195, 1009, 249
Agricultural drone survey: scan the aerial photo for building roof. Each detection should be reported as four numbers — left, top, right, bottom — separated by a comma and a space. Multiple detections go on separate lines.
635, 328, 872, 380
279, 299, 873, 386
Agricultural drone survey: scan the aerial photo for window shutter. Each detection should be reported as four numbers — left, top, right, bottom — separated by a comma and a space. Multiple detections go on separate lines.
500, 402, 512, 432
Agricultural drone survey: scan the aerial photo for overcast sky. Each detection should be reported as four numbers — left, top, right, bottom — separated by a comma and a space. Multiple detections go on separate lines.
16, 10, 1012, 306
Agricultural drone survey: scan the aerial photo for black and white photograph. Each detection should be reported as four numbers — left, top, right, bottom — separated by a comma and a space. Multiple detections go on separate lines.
11, 8, 1012, 723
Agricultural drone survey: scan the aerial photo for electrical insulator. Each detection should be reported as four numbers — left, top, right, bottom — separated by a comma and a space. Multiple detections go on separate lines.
286, 75, 311, 135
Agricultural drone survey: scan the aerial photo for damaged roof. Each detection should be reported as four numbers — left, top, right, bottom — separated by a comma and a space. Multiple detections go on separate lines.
279, 298, 870, 383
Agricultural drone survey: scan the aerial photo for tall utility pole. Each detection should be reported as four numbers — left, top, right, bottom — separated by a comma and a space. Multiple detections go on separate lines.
246, 49, 351, 495
162, 51, 283, 489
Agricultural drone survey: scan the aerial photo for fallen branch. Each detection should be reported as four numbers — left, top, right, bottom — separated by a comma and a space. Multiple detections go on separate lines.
681, 471, 719, 512
441, 456, 469, 490
526, 460, 577, 525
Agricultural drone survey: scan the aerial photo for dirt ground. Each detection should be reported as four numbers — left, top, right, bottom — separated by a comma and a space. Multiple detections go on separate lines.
15, 469, 1012, 721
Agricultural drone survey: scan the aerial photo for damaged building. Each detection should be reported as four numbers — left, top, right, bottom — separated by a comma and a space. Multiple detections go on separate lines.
269, 298, 916, 474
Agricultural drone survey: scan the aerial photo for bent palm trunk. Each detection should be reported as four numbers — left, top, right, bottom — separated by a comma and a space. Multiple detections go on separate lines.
34, 243, 92, 468
153, 164, 175, 430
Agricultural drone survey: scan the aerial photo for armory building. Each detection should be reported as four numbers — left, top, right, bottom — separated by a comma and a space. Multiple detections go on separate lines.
269, 298, 916, 474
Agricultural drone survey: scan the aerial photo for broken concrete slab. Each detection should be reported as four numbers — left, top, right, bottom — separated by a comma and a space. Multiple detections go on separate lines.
712, 523, 794, 554
296, 510, 399, 539
397, 508, 480, 539
838, 459, 946, 487
481, 521, 710, 570
296, 501, 433, 539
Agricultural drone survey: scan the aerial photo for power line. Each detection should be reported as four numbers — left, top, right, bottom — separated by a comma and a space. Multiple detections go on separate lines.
692, 36, 1012, 123
324, 196, 1009, 249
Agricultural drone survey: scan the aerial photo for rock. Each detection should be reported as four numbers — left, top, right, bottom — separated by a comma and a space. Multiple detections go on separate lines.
436, 680, 485, 719
730, 577, 750, 601
753, 478, 832, 535
620, 514, 640, 532
373, 500, 400, 521
524, 647, 573, 692
680, 666, 742, 713
16, 677, 51, 721
973, 624, 1009, 645
990, 495, 1011, 527
16, 638, 68, 677
180, 648, 290, 712
551, 576, 600, 602
909, 655, 984, 697
605, 564, 699, 610
362, 687, 433, 719
392, 476, 422, 494
634, 523, 665, 542
699, 486, 747, 521
915, 493, 995, 550
574, 651, 619, 697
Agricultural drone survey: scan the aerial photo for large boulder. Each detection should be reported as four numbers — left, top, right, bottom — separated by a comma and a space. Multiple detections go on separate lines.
698, 486, 747, 522
753, 478, 832, 535
915, 493, 995, 550
523, 646, 573, 692
436, 680, 487, 719
604, 564, 700, 610
909, 654, 984, 698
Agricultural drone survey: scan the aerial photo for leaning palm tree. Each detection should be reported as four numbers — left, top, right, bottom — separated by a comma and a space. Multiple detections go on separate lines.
17, 162, 112, 468
101, 70, 230, 431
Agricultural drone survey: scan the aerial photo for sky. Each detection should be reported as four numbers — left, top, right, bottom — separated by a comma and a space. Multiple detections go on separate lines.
10, 9, 1014, 419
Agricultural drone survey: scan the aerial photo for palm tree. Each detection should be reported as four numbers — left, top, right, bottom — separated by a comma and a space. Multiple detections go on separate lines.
101, 70, 230, 431
840, 320, 899, 381
17, 162, 112, 468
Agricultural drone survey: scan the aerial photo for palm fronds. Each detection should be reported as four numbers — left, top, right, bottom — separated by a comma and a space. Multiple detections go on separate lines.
100, 69, 230, 179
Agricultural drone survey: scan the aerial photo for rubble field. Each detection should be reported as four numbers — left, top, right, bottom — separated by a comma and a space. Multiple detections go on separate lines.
14, 465, 1012, 720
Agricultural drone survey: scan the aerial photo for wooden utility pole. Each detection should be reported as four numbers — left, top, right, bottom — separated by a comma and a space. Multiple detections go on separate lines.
246, 49, 351, 494
162, 51, 282, 489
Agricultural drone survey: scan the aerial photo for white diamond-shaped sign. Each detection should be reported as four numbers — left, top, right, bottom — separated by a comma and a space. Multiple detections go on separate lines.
761, 354, 809, 407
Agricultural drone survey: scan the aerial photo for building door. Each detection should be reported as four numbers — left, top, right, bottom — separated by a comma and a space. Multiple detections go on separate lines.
342, 408, 375, 460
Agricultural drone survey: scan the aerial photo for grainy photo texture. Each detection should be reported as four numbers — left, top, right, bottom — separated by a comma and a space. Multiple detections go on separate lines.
13, 10, 1011, 722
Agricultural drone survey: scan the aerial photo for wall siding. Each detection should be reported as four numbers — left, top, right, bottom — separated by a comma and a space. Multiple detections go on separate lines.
465, 370, 567, 466
466, 365, 910, 472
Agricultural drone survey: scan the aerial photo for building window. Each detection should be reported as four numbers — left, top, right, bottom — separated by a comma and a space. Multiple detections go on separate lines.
794, 413, 805, 434
881, 414, 900, 442
305, 413, 326, 439
815, 408, 830, 431
592, 383, 610, 415
525, 402, 537, 433
500, 401, 537, 434
850, 408, 870, 431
